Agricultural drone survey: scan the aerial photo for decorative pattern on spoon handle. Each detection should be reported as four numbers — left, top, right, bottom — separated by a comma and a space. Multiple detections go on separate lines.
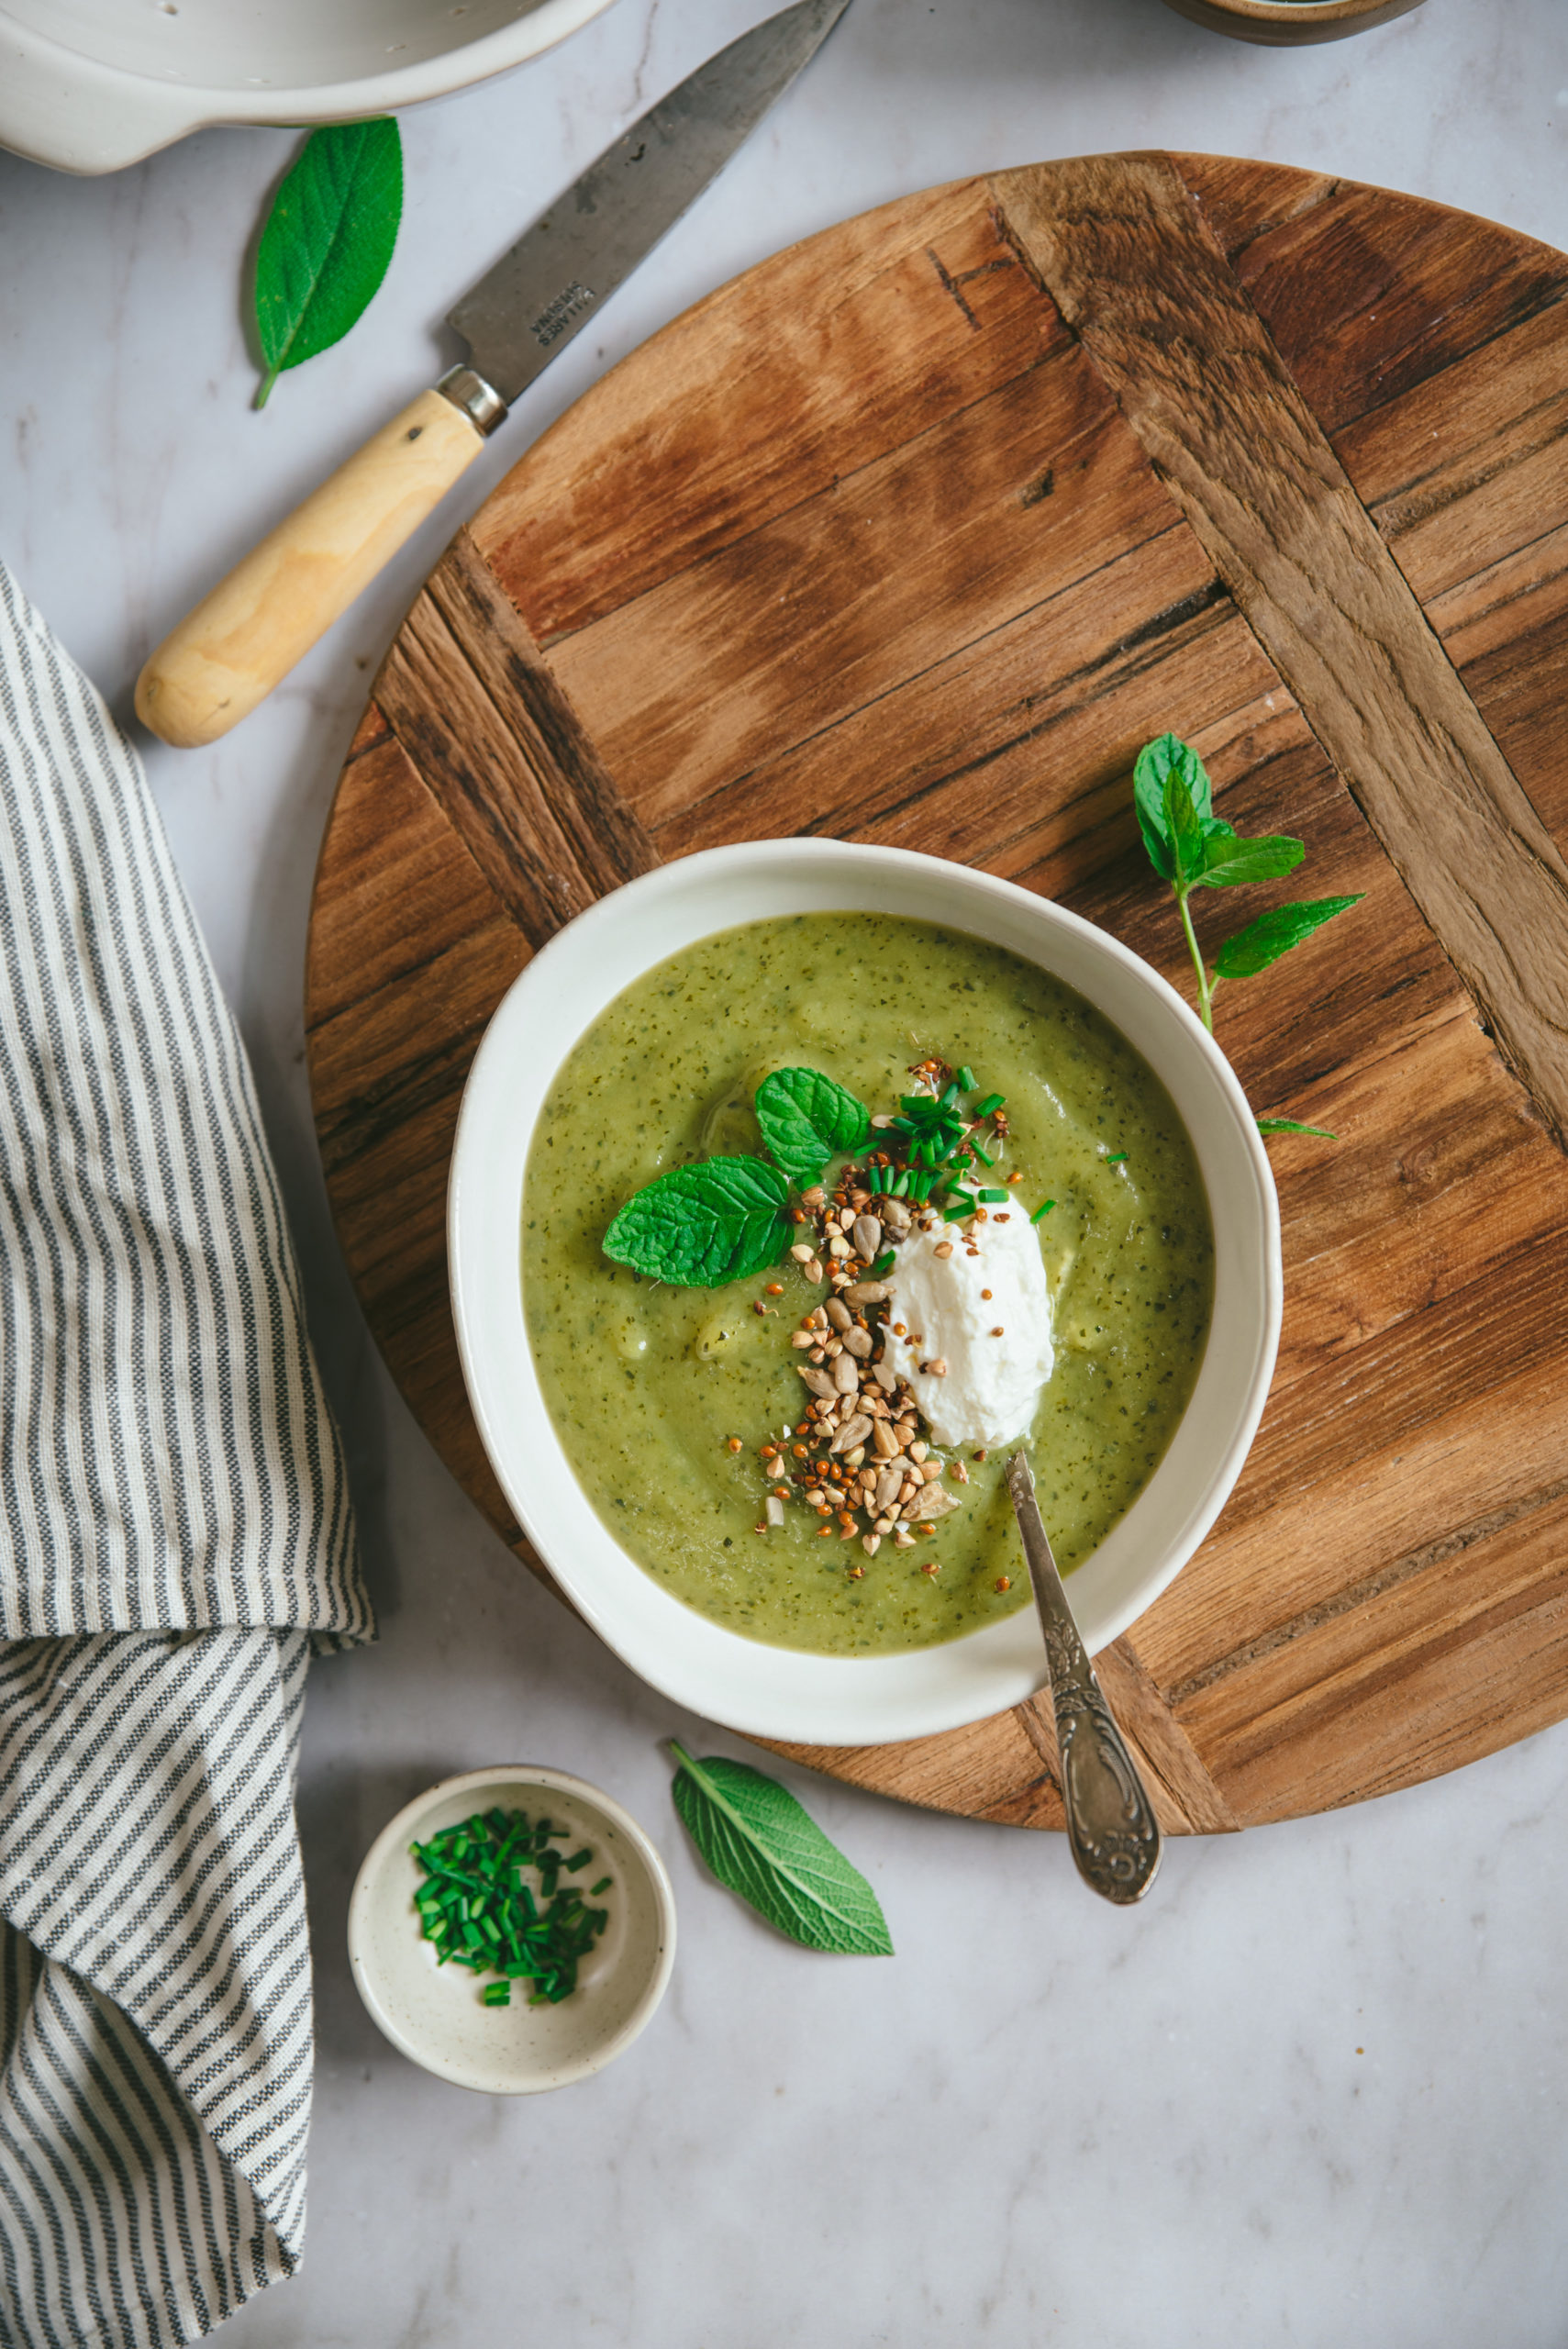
1006, 1453, 1162, 1905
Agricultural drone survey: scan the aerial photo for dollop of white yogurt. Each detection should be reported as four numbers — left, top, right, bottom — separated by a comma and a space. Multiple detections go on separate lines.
880, 1213, 1055, 1449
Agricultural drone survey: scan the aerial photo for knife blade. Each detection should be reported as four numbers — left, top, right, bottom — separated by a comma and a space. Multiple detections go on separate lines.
135, 0, 851, 751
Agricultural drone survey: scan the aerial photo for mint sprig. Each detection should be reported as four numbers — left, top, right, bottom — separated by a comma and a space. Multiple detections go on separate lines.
603, 1157, 793, 1286
670, 1743, 893, 1955
755, 1068, 869, 1187
1133, 732, 1362, 1140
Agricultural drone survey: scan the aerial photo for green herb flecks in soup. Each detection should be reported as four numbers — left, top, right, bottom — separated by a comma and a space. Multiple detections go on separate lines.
521, 914, 1213, 1657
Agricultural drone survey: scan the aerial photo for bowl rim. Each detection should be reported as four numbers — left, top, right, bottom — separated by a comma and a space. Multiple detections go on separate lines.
449, 838, 1284, 1745
0, 0, 616, 174
347, 1764, 677, 2095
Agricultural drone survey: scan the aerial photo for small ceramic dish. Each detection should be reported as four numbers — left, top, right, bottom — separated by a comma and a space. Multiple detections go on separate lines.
1157, 0, 1423, 42
448, 839, 1284, 1748
348, 1766, 676, 2095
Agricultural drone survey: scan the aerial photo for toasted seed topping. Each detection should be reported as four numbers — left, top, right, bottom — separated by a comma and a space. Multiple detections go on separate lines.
842, 1327, 873, 1359
851, 1214, 882, 1261
920, 1358, 949, 1376
844, 1280, 890, 1305
831, 1352, 860, 1395
789, 1242, 816, 1263
825, 1298, 852, 1332
829, 1414, 873, 1455
932, 1241, 953, 1260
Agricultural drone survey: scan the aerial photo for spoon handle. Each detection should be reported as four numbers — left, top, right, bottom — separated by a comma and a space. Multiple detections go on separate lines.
1006, 1453, 1162, 1905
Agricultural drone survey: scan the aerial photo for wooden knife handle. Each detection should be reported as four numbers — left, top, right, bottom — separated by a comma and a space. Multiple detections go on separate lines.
134, 388, 486, 750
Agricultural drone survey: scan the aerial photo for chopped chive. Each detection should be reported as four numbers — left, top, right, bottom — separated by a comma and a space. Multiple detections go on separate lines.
868, 1163, 883, 1193
939, 1082, 960, 1110
589, 1876, 612, 1897
974, 1093, 1004, 1118
1106, 1152, 1128, 1163
481, 1982, 511, 2007
977, 1187, 1008, 1203
1030, 1197, 1056, 1223
871, 1251, 895, 1278
565, 1849, 593, 1872
892, 1173, 910, 1197
970, 1141, 995, 1167
957, 1065, 976, 1091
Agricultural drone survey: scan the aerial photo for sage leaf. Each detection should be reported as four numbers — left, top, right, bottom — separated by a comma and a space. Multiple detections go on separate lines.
1193, 832, 1307, 888
1134, 732, 1214, 879
1257, 1118, 1338, 1139
603, 1157, 792, 1286
670, 1743, 893, 1955
754, 1067, 870, 1186
253, 119, 404, 407
1213, 895, 1363, 978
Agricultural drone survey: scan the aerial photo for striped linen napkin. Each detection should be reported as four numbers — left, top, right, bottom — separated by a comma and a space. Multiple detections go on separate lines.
0, 561, 372, 2346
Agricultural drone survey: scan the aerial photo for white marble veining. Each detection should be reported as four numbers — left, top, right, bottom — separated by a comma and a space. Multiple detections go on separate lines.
5, 1, 1568, 2339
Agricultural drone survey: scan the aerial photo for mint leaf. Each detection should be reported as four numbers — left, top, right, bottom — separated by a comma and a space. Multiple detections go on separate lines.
1257, 1118, 1337, 1138
670, 1743, 893, 1955
1213, 896, 1363, 978
253, 120, 403, 407
1134, 733, 1214, 880
1193, 832, 1307, 888
1163, 763, 1206, 885
754, 1067, 869, 1187
603, 1157, 791, 1286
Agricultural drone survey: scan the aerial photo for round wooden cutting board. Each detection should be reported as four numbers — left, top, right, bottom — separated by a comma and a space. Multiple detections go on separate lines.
307, 154, 1568, 1837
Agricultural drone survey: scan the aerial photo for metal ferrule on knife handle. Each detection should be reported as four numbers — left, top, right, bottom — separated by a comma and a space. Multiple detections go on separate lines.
436, 366, 509, 436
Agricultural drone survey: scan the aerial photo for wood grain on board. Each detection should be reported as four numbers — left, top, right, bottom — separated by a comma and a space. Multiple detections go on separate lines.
307, 155, 1568, 1833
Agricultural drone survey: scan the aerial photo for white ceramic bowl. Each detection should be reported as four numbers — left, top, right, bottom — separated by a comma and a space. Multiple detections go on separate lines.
0, 0, 616, 175
348, 1766, 676, 2094
449, 839, 1283, 1747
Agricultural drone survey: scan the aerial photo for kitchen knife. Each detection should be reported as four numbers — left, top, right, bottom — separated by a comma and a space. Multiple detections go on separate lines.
135, 0, 851, 751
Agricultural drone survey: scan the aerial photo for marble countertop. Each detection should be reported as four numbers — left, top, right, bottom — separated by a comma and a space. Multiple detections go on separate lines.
6, 1, 1568, 2340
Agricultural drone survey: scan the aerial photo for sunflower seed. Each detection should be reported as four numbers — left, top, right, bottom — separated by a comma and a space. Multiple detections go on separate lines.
825, 1298, 852, 1331
832, 1352, 860, 1395
844, 1281, 890, 1305
873, 1466, 904, 1513
842, 1327, 873, 1358
797, 1367, 838, 1399
852, 1215, 882, 1261
765, 1496, 785, 1527
871, 1419, 900, 1459
830, 1415, 873, 1455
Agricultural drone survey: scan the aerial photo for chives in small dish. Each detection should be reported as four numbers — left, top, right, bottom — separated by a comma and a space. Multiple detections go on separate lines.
349, 1767, 675, 2094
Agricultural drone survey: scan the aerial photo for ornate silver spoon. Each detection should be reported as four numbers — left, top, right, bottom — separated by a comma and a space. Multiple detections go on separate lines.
1006, 1451, 1162, 1905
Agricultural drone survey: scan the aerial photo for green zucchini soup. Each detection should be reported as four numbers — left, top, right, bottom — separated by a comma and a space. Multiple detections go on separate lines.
520, 913, 1214, 1656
